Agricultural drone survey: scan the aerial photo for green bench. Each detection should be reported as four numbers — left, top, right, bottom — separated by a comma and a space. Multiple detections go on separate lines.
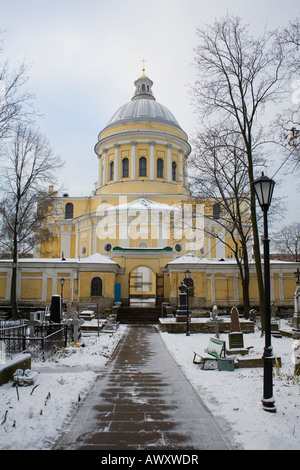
193, 337, 226, 370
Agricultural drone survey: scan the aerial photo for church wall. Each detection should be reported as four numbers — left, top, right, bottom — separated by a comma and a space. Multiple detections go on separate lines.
167, 263, 298, 312
0, 259, 297, 314
79, 271, 115, 299
0, 259, 120, 314
0, 273, 7, 299
98, 122, 188, 143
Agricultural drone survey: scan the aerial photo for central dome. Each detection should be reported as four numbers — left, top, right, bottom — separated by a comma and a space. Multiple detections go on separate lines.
105, 74, 182, 130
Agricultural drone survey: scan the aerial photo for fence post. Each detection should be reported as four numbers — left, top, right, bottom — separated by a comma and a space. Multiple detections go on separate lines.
42, 337, 45, 362
64, 325, 68, 347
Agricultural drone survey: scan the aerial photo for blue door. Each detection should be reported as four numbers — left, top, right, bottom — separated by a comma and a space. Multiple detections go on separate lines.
114, 283, 121, 302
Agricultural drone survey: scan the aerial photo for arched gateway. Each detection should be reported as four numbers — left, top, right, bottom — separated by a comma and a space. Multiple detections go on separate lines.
112, 246, 172, 308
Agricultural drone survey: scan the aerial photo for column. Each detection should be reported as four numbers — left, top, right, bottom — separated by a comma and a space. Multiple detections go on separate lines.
150, 141, 155, 180
179, 150, 183, 182
167, 144, 172, 182
131, 141, 136, 180
114, 144, 119, 182
103, 149, 108, 185
98, 155, 102, 188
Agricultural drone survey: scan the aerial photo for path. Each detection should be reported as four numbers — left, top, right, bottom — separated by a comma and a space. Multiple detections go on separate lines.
55, 325, 233, 450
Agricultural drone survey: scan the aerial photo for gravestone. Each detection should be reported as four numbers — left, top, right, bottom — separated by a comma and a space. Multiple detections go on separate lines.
293, 270, 300, 333
228, 306, 245, 350
176, 281, 188, 322
211, 305, 220, 338
71, 310, 84, 343
249, 309, 257, 323
66, 308, 84, 343
49, 295, 62, 323
271, 303, 281, 338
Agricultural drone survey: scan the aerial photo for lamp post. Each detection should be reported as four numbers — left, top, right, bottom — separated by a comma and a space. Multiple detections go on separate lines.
252, 172, 276, 413
60, 278, 65, 317
185, 269, 191, 336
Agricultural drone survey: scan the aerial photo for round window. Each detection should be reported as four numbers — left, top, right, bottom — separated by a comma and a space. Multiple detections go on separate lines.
174, 243, 183, 253
104, 242, 112, 253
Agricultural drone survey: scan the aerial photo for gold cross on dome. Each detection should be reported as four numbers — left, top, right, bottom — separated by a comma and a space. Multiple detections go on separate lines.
140, 58, 147, 76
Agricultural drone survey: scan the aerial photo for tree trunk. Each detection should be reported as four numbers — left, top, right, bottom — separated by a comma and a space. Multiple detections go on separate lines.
249, 166, 265, 331
10, 211, 19, 319
10, 242, 19, 319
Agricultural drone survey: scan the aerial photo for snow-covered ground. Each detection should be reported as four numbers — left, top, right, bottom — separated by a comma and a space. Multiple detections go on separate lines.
161, 322, 300, 451
0, 320, 299, 450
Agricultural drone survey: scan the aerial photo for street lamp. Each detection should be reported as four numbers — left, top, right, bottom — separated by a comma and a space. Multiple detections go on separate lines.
60, 277, 65, 301
185, 269, 191, 336
252, 172, 276, 413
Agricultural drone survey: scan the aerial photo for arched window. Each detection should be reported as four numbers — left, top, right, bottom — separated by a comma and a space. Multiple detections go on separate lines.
172, 161, 177, 181
65, 202, 73, 219
109, 161, 114, 181
122, 158, 129, 178
139, 157, 147, 177
90, 277, 102, 296
157, 158, 164, 178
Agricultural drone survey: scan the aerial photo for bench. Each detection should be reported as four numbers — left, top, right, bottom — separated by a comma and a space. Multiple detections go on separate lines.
193, 337, 226, 370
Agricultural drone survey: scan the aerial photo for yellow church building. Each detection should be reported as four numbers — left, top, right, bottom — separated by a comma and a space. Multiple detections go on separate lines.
0, 70, 298, 315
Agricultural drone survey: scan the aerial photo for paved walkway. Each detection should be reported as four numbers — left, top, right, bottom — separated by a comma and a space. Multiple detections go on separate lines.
55, 325, 233, 450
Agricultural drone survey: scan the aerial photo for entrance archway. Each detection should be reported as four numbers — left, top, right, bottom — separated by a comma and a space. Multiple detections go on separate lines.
129, 266, 156, 306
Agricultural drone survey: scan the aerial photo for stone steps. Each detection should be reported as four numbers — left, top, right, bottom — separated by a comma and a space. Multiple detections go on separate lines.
117, 307, 161, 324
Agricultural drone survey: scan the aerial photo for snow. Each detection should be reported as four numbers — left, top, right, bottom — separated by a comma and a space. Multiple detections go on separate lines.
0, 321, 299, 450
160, 323, 300, 450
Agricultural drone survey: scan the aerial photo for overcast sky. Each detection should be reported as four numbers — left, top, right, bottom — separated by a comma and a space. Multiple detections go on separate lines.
1, 0, 299, 226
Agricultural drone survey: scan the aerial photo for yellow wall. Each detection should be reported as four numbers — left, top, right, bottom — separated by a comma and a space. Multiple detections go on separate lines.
20, 278, 43, 300
0, 276, 7, 299
79, 272, 115, 298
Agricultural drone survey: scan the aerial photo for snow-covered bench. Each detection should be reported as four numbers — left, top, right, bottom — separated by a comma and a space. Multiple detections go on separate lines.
193, 337, 226, 370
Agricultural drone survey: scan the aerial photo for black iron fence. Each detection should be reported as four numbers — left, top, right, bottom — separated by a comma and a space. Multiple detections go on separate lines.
0, 320, 76, 361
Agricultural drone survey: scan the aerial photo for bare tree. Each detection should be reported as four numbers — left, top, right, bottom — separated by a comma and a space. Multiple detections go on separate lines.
191, 15, 288, 328
0, 124, 62, 318
271, 222, 300, 261
189, 126, 254, 317
0, 34, 34, 144
275, 18, 300, 169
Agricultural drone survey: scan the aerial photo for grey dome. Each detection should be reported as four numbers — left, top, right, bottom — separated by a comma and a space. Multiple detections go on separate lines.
105, 74, 182, 130
107, 99, 181, 128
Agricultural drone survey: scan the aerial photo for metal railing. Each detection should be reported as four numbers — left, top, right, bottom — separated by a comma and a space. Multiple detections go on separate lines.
0, 321, 74, 361
0, 320, 28, 358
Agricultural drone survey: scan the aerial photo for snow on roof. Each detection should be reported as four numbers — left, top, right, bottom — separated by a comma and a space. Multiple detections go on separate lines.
7, 253, 118, 265
167, 252, 238, 265
104, 197, 181, 212
77, 253, 117, 264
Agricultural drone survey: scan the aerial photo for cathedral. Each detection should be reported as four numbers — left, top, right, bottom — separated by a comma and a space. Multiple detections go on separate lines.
0, 69, 297, 314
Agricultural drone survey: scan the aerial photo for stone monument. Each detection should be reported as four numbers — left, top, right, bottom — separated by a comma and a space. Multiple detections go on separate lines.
211, 305, 220, 338
49, 295, 62, 323
176, 281, 188, 322
228, 306, 248, 354
66, 308, 84, 343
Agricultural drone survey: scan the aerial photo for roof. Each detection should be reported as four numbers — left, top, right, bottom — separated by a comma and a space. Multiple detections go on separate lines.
104, 74, 182, 131
104, 197, 181, 213
107, 99, 181, 129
